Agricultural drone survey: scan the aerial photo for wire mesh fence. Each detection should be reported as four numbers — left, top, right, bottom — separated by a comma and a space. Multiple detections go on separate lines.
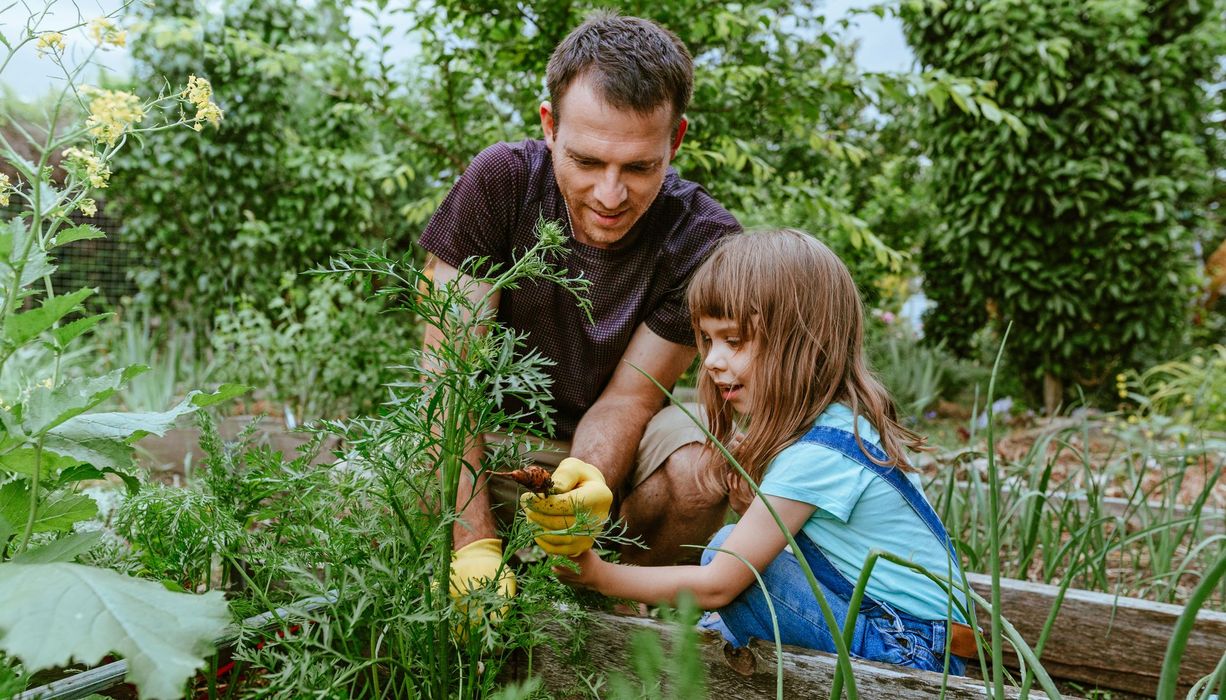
2, 200, 137, 308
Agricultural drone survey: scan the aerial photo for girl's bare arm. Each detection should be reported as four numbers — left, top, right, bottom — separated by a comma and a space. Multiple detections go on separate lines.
556, 495, 816, 609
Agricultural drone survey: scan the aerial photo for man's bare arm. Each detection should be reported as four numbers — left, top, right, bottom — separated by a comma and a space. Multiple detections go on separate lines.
422, 256, 502, 549
568, 324, 697, 492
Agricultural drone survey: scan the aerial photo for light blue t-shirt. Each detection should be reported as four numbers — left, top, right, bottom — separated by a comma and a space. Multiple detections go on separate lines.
759, 404, 967, 623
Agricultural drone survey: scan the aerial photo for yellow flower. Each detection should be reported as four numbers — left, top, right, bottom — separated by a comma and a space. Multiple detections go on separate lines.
88, 18, 127, 48
35, 32, 66, 56
1127, 415, 1139, 424
0, 173, 10, 207
81, 86, 145, 146
1115, 373, 1127, 383
181, 75, 224, 130
61, 146, 111, 189
78, 198, 97, 217
1118, 389, 1127, 398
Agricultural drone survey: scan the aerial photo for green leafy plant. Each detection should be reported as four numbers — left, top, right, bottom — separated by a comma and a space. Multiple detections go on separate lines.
901, 0, 1224, 408
108, 0, 415, 323
1117, 344, 1226, 432
0, 6, 245, 697
210, 272, 416, 420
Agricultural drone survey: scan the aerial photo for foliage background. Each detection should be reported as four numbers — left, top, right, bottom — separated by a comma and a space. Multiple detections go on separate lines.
901, 0, 1225, 405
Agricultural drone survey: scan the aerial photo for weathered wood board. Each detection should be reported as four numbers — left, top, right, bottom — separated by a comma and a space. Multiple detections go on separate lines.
530, 611, 1062, 699
968, 573, 1226, 696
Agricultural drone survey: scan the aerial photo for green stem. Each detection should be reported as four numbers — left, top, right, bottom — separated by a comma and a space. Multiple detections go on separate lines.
985, 323, 1011, 699
15, 439, 45, 553
1155, 551, 1226, 700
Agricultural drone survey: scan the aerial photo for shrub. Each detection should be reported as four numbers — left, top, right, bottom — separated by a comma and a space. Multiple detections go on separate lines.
901, 0, 1223, 407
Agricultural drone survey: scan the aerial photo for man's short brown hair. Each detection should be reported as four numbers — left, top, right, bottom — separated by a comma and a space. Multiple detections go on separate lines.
546, 12, 693, 130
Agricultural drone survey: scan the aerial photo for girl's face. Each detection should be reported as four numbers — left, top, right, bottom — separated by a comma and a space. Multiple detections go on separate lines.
698, 316, 757, 415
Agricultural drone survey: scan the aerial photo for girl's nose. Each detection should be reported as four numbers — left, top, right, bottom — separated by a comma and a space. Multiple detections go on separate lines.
703, 348, 726, 372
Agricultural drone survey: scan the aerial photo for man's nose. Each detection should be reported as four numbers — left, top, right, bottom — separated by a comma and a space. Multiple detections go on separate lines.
593, 168, 627, 211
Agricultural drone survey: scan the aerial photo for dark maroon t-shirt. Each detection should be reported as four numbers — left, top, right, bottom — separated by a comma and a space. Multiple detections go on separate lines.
419, 139, 740, 440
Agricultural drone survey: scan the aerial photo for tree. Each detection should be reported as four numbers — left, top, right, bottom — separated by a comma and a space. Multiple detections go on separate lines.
109, 0, 416, 318
901, 0, 1223, 409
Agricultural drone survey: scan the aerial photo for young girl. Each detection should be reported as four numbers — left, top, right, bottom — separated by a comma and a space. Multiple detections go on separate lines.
553, 229, 975, 674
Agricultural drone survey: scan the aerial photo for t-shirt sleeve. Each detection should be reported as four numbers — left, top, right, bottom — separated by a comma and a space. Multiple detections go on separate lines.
644, 218, 740, 346
758, 443, 874, 522
418, 143, 523, 272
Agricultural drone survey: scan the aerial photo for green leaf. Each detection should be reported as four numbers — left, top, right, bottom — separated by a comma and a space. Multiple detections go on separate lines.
49, 312, 112, 349
52, 224, 105, 248
4, 288, 94, 347
0, 481, 97, 534
9, 531, 103, 564
0, 562, 230, 700
57, 463, 141, 495
40, 433, 134, 473
190, 383, 252, 408
22, 365, 150, 437
0, 448, 83, 479
0, 511, 13, 549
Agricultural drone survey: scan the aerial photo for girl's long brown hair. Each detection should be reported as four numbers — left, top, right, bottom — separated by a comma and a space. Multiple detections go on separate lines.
688, 229, 927, 484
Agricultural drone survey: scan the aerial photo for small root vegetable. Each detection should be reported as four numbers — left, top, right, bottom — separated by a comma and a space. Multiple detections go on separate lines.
493, 465, 554, 497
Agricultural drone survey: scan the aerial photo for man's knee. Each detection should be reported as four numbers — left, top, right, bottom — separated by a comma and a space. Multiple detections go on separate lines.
652, 442, 727, 515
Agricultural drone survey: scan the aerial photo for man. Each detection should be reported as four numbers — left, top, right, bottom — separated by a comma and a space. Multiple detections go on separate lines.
419, 12, 740, 600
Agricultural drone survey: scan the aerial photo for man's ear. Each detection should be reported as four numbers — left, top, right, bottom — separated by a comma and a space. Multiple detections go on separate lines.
669, 115, 689, 159
540, 101, 556, 147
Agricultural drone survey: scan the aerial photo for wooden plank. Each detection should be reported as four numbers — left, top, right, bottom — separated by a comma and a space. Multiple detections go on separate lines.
528, 611, 1061, 699
968, 573, 1226, 696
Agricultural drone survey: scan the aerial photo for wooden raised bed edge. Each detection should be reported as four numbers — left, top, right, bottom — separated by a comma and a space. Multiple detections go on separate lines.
17, 596, 334, 700
969, 573, 1226, 697
526, 610, 1064, 700
19, 574, 1223, 698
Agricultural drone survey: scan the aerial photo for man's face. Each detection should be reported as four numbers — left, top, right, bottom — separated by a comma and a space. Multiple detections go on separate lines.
541, 75, 687, 248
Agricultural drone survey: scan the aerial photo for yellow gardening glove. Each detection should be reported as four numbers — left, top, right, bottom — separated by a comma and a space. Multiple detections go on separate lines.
520, 458, 613, 557
449, 538, 516, 623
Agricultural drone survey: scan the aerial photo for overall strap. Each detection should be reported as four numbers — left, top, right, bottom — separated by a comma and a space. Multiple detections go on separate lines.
795, 425, 959, 564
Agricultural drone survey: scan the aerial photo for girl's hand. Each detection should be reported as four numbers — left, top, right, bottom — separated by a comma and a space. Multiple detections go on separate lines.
726, 470, 755, 516
553, 548, 603, 590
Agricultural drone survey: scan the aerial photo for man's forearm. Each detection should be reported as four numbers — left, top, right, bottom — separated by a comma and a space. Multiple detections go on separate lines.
568, 397, 660, 493
453, 438, 498, 549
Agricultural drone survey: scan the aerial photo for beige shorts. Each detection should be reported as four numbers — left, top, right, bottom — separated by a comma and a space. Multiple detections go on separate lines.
484, 403, 707, 527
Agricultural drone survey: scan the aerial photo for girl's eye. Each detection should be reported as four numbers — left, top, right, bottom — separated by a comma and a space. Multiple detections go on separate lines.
726, 338, 741, 348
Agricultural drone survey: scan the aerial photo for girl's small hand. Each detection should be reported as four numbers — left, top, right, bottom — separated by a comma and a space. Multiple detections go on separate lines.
725, 470, 754, 516
553, 548, 602, 590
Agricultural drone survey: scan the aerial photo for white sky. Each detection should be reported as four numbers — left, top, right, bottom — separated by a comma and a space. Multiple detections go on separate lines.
0, 1, 914, 101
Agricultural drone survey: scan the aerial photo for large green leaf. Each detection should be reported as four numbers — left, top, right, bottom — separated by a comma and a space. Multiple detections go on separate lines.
4, 288, 94, 347
39, 433, 133, 473
47, 386, 247, 447
9, 531, 102, 564
0, 448, 83, 479
0, 481, 97, 534
22, 365, 150, 437
0, 562, 230, 700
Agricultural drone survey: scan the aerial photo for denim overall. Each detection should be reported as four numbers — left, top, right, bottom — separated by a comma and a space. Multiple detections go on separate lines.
700, 425, 969, 676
